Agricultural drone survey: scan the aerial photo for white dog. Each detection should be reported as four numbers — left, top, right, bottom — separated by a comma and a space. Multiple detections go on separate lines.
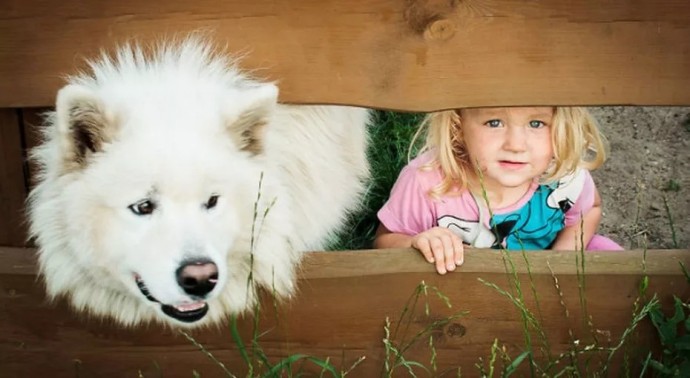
27, 37, 370, 327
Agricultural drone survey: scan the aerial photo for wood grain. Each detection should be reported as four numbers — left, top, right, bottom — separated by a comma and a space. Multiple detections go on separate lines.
1, 247, 688, 376
1, 0, 689, 110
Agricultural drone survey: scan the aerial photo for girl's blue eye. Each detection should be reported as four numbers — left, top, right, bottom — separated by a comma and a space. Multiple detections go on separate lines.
529, 120, 546, 128
486, 119, 502, 128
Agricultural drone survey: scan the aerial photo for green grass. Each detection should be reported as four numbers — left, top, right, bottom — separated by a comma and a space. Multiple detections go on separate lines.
381, 280, 467, 377
327, 111, 424, 250
641, 264, 690, 377
178, 258, 687, 377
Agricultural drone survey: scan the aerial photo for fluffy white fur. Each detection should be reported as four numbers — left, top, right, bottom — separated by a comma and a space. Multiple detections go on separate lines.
28, 38, 370, 328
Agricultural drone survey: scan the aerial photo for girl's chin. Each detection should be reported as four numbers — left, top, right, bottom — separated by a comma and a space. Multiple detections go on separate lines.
485, 172, 535, 188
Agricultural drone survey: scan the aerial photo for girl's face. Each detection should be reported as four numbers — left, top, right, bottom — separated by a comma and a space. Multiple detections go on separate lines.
458, 107, 554, 192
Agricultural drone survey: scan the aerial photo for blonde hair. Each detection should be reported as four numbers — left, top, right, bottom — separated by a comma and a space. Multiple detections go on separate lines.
409, 107, 608, 198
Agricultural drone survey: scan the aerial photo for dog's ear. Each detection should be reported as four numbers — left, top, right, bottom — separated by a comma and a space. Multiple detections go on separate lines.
225, 83, 278, 155
55, 84, 116, 169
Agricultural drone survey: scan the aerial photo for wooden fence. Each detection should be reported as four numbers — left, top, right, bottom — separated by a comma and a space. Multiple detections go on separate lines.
1, 0, 689, 376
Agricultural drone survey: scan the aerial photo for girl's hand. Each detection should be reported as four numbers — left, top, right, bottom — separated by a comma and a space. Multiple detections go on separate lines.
411, 227, 464, 275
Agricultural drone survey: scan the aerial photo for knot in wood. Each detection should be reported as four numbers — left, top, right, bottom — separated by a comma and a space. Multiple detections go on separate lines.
424, 19, 456, 41
404, 0, 459, 37
446, 322, 466, 338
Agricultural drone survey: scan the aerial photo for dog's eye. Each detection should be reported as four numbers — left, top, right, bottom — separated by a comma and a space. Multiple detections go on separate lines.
128, 200, 156, 216
204, 195, 219, 210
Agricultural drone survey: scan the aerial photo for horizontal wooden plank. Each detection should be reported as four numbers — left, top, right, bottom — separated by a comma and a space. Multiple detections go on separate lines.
2, 247, 687, 277
1, 247, 688, 376
1, 0, 690, 110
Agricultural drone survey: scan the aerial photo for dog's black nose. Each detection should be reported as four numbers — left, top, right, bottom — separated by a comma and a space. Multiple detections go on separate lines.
176, 259, 218, 297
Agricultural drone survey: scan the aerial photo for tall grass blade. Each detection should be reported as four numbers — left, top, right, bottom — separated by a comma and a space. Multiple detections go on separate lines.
311, 356, 339, 378
179, 330, 237, 377
662, 195, 679, 248
341, 356, 366, 377
504, 351, 531, 377
680, 261, 690, 285
601, 295, 659, 375
229, 315, 251, 367
262, 354, 308, 377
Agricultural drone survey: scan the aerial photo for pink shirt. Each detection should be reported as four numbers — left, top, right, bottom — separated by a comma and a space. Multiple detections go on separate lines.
378, 152, 596, 248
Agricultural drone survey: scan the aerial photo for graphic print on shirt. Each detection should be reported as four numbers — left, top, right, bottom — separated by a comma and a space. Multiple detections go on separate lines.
437, 170, 587, 249
437, 215, 500, 247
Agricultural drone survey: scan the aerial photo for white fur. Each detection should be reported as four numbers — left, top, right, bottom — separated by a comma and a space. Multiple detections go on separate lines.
28, 37, 370, 328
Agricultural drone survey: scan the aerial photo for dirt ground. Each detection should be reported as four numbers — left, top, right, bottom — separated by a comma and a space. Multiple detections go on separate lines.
589, 106, 689, 249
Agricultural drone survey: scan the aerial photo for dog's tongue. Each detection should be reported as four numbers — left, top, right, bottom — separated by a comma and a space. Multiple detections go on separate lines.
174, 301, 206, 312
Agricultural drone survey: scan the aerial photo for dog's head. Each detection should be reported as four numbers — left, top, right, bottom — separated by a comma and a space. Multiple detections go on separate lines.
28, 38, 291, 327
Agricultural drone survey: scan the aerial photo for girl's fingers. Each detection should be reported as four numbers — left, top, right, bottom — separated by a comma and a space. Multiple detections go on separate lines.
429, 238, 448, 274
452, 235, 465, 265
414, 237, 435, 263
413, 229, 465, 275
442, 235, 456, 272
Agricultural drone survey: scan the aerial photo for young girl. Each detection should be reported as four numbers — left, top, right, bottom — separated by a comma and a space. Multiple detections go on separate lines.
374, 107, 623, 274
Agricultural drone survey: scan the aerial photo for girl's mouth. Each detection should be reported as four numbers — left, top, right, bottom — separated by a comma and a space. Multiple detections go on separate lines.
499, 160, 527, 169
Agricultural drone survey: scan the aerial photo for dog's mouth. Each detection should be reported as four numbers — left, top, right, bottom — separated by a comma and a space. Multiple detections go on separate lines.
134, 275, 208, 323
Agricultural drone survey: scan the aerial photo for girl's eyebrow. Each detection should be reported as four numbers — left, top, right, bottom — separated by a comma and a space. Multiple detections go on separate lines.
472, 109, 508, 118
529, 113, 553, 119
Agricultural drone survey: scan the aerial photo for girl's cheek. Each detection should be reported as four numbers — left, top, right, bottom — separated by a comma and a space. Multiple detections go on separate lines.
473, 158, 488, 171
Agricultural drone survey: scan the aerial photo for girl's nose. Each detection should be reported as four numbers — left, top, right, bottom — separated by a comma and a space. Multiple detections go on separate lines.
502, 126, 527, 152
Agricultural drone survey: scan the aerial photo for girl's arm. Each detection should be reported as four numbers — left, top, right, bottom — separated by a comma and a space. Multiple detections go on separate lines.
374, 224, 415, 249
551, 188, 602, 251
374, 224, 464, 274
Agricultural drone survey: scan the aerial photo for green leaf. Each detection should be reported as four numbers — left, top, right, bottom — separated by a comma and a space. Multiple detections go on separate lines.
252, 339, 272, 368
639, 275, 649, 295
673, 335, 690, 350
263, 354, 309, 377
680, 261, 690, 285
306, 357, 340, 377
396, 359, 429, 377
670, 297, 687, 324
678, 360, 690, 376
648, 359, 673, 374
657, 315, 679, 345
639, 351, 653, 377
504, 351, 530, 376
